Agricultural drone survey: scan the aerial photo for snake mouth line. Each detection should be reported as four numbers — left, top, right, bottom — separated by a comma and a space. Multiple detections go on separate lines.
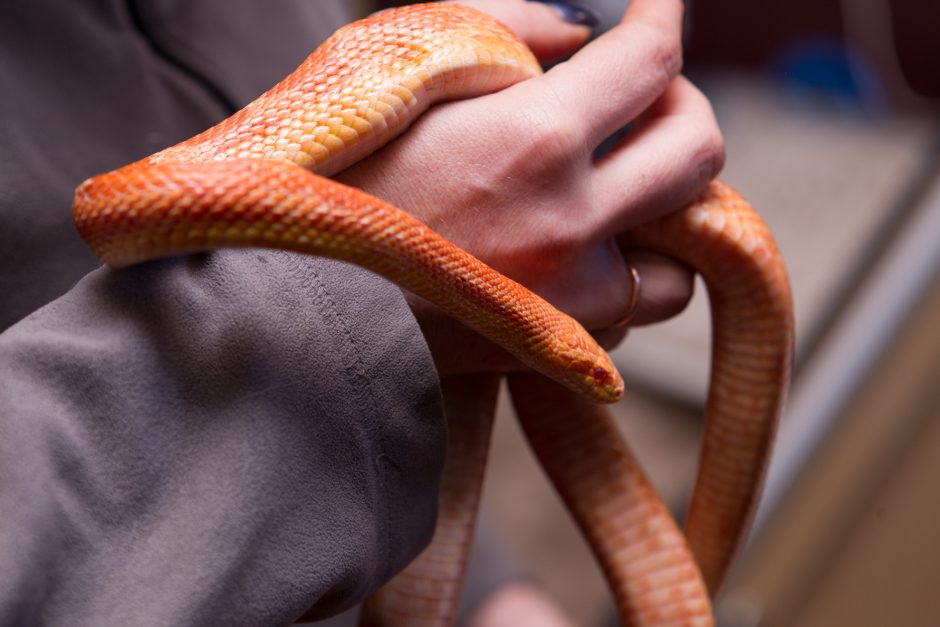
70, 4, 793, 624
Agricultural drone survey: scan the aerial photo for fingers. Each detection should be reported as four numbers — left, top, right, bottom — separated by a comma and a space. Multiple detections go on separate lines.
359, 0, 709, 368
530, 0, 685, 147
411, 248, 694, 377
451, 0, 593, 62
531, 243, 693, 333
622, 250, 694, 326
531, 239, 639, 330
593, 76, 726, 232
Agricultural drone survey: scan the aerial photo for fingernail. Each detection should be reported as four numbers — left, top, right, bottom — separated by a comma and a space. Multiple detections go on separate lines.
532, 1, 600, 28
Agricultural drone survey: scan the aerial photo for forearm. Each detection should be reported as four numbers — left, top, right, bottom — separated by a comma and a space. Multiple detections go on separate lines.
0, 251, 445, 624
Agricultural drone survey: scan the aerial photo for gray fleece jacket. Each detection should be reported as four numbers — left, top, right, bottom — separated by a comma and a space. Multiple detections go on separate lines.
0, 1, 449, 624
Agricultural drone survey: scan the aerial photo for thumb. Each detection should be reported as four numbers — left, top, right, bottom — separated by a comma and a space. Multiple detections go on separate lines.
452, 0, 597, 62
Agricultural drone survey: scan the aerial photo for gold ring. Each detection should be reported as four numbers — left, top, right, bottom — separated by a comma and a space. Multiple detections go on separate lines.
615, 262, 641, 328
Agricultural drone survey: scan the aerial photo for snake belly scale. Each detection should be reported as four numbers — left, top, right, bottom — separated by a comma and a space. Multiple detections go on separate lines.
73, 4, 793, 626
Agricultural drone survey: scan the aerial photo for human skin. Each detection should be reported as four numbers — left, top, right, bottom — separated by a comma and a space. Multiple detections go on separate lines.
338, 0, 723, 378
339, 2, 722, 623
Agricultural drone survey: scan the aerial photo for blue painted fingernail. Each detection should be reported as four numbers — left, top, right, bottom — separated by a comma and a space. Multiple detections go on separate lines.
533, 1, 600, 28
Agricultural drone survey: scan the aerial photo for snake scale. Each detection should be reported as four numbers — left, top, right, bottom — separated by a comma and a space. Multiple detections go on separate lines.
73, 4, 793, 625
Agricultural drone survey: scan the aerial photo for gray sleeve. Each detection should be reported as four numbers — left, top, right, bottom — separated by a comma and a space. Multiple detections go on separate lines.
0, 250, 445, 625
1, 2, 449, 624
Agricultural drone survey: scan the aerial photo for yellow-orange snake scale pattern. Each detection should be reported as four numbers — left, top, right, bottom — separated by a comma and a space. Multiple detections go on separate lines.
73, 5, 794, 625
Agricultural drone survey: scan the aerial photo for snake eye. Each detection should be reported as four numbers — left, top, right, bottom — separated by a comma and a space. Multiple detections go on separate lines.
592, 367, 609, 385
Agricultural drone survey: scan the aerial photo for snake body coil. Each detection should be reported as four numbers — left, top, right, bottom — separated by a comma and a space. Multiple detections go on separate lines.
74, 5, 793, 625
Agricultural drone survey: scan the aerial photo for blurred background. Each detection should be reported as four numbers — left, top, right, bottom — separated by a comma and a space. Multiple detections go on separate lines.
474, 1, 940, 626
363, 1, 940, 625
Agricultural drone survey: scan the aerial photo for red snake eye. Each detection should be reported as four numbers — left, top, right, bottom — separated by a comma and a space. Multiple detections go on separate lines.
72, 4, 792, 622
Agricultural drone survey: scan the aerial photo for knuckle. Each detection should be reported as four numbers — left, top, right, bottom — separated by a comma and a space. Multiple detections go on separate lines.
673, 82, 725, 182
510, 93, 586, 172
535, 116, 584, 165
692, 124, 726, 182
632, 22, 683, 86
655, 41, 683, 84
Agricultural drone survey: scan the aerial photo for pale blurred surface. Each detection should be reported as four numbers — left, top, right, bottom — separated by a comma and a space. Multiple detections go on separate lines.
355, 2, 940, 625
480, 386, 701, 624
473, 1, 940, 626
720, 272, 940, 627
614, 75, 938, 401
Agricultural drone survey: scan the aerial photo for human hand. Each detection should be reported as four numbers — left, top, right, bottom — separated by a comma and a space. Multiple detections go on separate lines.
338, 0, 724, 377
